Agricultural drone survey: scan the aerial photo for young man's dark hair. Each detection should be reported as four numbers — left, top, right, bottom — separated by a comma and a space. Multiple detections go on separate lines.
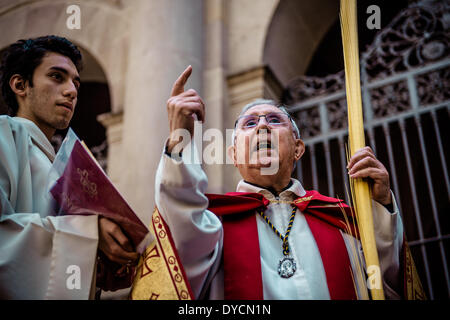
0, 35, 83, 116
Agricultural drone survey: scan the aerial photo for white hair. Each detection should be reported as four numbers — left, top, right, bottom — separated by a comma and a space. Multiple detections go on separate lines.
231, 99, 301, 145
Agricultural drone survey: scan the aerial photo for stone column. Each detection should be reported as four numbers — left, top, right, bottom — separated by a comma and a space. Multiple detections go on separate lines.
202, 0, 228, 194
119, 0, 204, 225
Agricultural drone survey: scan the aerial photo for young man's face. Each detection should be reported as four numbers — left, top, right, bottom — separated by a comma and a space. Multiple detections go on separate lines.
19, 52, 80, 137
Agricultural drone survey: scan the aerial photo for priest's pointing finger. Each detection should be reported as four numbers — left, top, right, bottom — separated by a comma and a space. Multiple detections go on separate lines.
169, 66, 205, 120
171, 65, 193, 97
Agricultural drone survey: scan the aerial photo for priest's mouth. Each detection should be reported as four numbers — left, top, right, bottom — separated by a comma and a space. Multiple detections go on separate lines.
254, 141, 276, 152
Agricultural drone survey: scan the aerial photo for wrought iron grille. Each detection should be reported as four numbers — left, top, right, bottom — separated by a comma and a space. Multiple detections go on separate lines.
285, 1, 449, 299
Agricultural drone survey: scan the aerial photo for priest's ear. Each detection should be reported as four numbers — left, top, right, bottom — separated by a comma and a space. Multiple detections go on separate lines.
227, 144, 238, 167
9, 74, 28, 98
294, 138, 305, 162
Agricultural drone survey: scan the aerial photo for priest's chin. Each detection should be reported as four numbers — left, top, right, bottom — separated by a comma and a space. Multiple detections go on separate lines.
250, 155, 280, 176
237, 161, 281, 177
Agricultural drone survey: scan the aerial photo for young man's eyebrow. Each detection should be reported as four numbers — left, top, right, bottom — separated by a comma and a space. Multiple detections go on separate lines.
48, 66, 81, 83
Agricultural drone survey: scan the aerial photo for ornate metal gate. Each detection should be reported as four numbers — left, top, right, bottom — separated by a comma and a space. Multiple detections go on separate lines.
285, 1, 449, 299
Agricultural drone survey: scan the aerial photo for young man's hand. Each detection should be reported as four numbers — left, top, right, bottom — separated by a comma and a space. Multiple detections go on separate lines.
98, 216, 139, 265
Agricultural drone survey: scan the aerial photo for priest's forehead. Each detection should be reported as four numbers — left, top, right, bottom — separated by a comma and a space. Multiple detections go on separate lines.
242, 103, 279, 115
236, 99, 301, 139
238, 99, 280, 117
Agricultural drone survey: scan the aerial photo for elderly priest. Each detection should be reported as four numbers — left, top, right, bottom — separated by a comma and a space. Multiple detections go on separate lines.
152, 66, 422, 300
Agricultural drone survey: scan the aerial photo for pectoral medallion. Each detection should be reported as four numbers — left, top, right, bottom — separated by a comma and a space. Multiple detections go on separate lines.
278, 256, 296, 278
259, 206, 298, 279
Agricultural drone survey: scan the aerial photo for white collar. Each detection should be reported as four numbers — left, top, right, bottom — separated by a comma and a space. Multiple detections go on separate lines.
13, 117, 56, 162
236, 178, 307, 200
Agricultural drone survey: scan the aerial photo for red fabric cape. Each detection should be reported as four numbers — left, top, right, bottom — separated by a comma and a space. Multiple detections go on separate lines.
206, 190, 359, 300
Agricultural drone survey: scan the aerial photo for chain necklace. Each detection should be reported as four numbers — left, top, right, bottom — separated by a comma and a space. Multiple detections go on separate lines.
259, 205, 297, 278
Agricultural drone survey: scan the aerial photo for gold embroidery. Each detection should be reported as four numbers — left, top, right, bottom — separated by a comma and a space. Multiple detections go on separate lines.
293, 196, 313, 204
404, 242, 427, 300
269, 200, 296, 205
61, 192, 74, 210
76, 168, 98, 198
130, 208, 192, 300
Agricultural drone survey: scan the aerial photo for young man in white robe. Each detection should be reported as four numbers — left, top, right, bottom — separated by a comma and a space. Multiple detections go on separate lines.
154, 66, 406, 299
0, 36, 138, 299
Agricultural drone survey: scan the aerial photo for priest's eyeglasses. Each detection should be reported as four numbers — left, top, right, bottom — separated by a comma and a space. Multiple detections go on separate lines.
235, 112, 292, 130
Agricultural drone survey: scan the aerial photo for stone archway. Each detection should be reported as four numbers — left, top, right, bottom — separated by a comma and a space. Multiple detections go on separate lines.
263, 0, 339, 88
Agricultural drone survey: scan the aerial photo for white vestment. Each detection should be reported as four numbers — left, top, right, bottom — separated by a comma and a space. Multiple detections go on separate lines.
0, 116, 99, 299
155, 142, 404, 300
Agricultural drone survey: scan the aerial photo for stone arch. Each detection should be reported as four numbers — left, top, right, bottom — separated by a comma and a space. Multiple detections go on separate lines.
263, 0, 339, 89
226, 0, 279, 76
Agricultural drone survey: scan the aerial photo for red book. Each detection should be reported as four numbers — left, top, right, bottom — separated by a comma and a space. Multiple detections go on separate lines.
50, 139, 150, 251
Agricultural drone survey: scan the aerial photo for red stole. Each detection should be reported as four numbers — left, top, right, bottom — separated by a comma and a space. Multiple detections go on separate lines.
206, 190, 359, 300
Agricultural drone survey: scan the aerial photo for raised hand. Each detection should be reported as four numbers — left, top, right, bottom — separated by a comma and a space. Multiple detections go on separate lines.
166, 65, 205, 153
347, 146, 392, 205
